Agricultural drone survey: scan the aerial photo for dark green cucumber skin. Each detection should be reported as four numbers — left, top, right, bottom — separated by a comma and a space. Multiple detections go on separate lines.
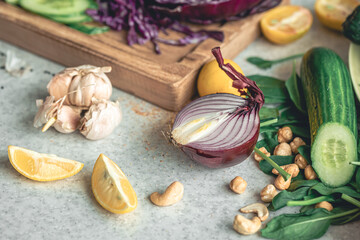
300, 47, 358, 144
343, 6, 360, 44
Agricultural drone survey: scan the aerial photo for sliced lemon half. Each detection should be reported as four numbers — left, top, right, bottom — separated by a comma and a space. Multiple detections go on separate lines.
91, 154, 137, 214
261, 5, 313, 44
315, 0, 359, 31
8, 145, 84, 181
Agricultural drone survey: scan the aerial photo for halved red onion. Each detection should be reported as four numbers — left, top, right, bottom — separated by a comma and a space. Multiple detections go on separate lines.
171, 47, 264, 168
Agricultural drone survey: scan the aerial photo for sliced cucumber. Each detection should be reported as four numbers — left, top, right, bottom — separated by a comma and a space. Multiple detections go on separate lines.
46, 13, 92, 24
312, 123, 357, 187
19, 0, 91, 16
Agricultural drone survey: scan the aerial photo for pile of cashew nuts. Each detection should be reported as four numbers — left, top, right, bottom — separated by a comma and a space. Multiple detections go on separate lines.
229, 126, 333, 235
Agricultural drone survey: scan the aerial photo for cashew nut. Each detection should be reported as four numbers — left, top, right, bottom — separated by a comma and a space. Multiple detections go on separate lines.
229, 176, 247, 194
273, 142, 292, 156
305, 165, 317, 180
272, 164, 299, 178
150, 181, 184, 206
240, 203, 269, 221
315, 201, 333, 211
233, 215, 261, 235
277, 126, 293, 143
260, 184, 278, 203
294, 154, 308, 169
254, 147, 270, 162
290, 137, 306, 154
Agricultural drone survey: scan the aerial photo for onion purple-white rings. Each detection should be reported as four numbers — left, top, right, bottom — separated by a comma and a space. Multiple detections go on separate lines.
171, 94, 260, 168
171, 47, 264, 168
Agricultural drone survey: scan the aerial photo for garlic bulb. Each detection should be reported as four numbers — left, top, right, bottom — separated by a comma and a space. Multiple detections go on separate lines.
47, 65, 112, 107
80, 98, 122, 140
34, 96, 81, 133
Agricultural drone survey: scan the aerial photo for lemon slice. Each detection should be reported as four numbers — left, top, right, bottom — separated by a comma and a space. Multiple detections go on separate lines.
261, 5, 313, 44
91, 154, 137, 214
197, 59, 244, 97
315, 0, 359, 31
8, 145, 84, 181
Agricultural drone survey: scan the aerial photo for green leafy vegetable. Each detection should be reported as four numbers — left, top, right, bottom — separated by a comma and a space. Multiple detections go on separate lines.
256, 131, 278, 153
297, 145, 311, 164
286, 125, 310, 140
259, 156, 294, 175
341, 193, 360, 208
262, 208, 360, 240
356, 168, 360, 192
247, 53, 304, 69
309, 183, 360, 198
270, 187, 310, 210
247, 75, 289, 104
260, 107, 280, 122
288, 179, 319, 191
285, 63, 307, 113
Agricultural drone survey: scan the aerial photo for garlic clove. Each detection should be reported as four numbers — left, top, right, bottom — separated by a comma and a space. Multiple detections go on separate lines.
33, 96, 56, 128
80, 98, 121, 140
47, 68, 78, 105
47, 65, 112, 108
53, 105, 82, 133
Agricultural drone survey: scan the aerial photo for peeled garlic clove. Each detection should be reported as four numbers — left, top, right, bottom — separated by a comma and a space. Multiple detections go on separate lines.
80, 99, 121, 140
53, 105, 82, 133
33, 96, 56, 128
47, 65, 112, 107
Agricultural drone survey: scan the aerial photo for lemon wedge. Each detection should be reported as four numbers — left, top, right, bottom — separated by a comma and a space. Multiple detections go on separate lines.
91, 154, 137, 214
8, 145, 84, 181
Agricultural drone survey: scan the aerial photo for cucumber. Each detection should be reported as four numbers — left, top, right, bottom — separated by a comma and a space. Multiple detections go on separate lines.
19, 0, 91, 16
46, 13, 92, 24
301, 47, 358, 187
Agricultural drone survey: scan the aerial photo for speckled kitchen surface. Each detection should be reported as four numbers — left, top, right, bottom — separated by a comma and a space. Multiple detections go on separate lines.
0, 1, 358, 239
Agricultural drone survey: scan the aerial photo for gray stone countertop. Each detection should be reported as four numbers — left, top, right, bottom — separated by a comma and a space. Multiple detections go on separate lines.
0, 0, 358, 239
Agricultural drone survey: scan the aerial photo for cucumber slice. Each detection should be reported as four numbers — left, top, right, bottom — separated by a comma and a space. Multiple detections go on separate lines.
19, 0, 91, 16
312, 123, 357, 187
46, 13, 92, 24
5, 0, 19, 5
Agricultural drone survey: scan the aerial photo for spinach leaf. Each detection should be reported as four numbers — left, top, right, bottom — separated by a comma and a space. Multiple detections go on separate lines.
260, 107, 279, 122
331, 207, 360, 225
285, 63, 307, 114
286, 125, 310, 140
271, 107, 308, 128
247, 75, 289, 104
270, 187, 309, 210
247, 53, 304, 69
261, 208, 331, 240
297, 145, 311, 164
287, 195, 335, 207
309, 183, 360, 198
259, 156, 295, 175
256, 131, 278, 153
300, 205, 314, 213
356, 167, 360, 192
288, 179, 319, 191
260, 126, 278, 134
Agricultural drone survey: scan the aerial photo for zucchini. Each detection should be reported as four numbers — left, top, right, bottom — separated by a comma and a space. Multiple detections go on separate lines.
343, 6, 360, 44
301, 47, 358, 187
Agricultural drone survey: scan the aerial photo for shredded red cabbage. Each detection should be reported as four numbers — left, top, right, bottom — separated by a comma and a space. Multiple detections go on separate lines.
86, 0, 281, 54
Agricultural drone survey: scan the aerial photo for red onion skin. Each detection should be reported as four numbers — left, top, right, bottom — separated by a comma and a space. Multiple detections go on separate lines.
180, 119, 259, 168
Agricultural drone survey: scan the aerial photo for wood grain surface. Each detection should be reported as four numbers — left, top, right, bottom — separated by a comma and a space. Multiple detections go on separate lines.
0, 1, 288, 111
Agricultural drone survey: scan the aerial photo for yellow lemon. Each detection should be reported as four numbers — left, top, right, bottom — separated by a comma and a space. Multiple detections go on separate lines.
91, 154, 137, 214
8, 145, 83, 181
261, 5, 313, 44
315, 0, 359, 31
197, 59, 244, 97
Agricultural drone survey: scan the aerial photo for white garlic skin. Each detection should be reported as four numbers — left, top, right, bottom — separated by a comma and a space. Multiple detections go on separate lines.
47, 65, 112, 107
80, 99, 122, 140
53, 105, 81, 133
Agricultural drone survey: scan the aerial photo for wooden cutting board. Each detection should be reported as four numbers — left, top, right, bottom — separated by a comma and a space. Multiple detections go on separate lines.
0, 1, 288, 111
